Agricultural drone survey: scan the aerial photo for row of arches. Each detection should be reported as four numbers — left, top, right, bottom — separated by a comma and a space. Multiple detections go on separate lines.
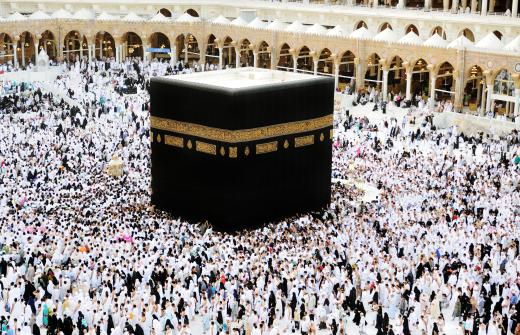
0, 29, 515, 114
325, 0, 513, 14
357, 20, 500, 42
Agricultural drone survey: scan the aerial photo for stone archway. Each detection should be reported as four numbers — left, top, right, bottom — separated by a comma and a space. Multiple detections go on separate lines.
17, 31, 36, 66
64, 31, 87, 62
238, 39, 253, 67
0, 33, 15, 65
257, 41, 271, 69
150, 32, 170, 60
38, 30, 57, 60
95, 31, 115, 59
276, 43, 293, 71
296, 46, 313, 74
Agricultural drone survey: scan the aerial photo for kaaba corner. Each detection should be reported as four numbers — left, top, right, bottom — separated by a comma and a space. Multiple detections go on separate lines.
150, 68, 334, 231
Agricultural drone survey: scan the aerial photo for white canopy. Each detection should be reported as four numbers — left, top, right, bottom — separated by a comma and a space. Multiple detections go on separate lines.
306, 23, 328, 35
266, 20, 288, 31
349, 27, 373, 40
73, 8, 95, 20
447, 35, 473, 49
373, 28, 398, 42
474, 32, 503, 50
122, 12, 144, 22
423, 33, 448, 47
399, 31, 422, 45
151, 12, 170, 22
29, 10, 51, 20
504, 35, 520, 52
6, 12, 27, 21
51, 9, 73, 19
212, 15, 231, 25
231, 17, 248, 26
97, 12, 118, 21
176, 12, 201, 23
248, 17, 267, 29
327, 25, 346, 37
285, 21, 307, 33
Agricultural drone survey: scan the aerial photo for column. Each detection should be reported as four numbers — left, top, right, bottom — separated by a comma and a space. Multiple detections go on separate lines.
471, 0, 478, 13
334, 63, 340, 90
480, 83, 486, 115
406, 69, 412, 100
170, 51, 175, 66
21, 41, 25, 67
452, 0, 459, 12
313, 60, 318, 76
476, 80, 482, 108
486, 84, 493, 112
235, 48, 240, 68
354, 58, 363, 91
184, 44, 189, 66
398, 0, 406, 8
293, 54, 297, 73
382, 69, 389, 102
218, 48, 223, 70
143, 44, 149, 62
79, 43, 83, 59
481, 0, 488, 15
13, 38, 18, 67
489, 0, 495, 12
200, 51, 206, 72
430, 75, 437, 109
115, 45, 120, 63
453, 70, 463, 113
513, 0, 518, 17
172, 45, 177, 65
253, 52, 258, 68
444, 0, 450, 11
514, 88, 520, 117
461, 0, 467, 10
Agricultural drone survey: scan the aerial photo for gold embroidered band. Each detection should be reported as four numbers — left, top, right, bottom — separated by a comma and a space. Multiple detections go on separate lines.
150, 115, 332, 143
164, 135, 184, 148
195, 141, 216, 155
256, 141, 278, 154
295, 135, 315, 148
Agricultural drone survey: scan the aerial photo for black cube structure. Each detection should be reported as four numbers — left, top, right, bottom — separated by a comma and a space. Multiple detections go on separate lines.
150, 68, 334, 230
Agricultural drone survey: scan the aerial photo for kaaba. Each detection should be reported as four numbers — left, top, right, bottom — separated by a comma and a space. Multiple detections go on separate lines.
150, 68, 334, 231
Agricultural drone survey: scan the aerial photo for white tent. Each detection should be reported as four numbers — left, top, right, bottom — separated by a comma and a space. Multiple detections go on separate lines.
423, 33, 448, 47
73, 8, 95, 20
29, 10, 51, 20
231, 17, 248, 26
447, 35, 473, 49
349, 27, 373, 40
266, 20, 288, 31
97, 12, 118, 21
285, 21, 306, 33
51, 9, 73, 19
504, 35, 520, 52
474, 32, 503, 50
399, 31, 422, 45
122, 12, 144, 22
306, 23, 328, 35
248, 17, 267, 29
327, 25, 346, 37
151, 12, 170, 22
373, 28, 399, 42
176, 12, 201, 23
6, 12, 27, 21
212, 15, 231, 25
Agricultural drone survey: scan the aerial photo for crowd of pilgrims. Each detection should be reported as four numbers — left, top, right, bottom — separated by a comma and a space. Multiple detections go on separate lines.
0, 56, 519, 335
